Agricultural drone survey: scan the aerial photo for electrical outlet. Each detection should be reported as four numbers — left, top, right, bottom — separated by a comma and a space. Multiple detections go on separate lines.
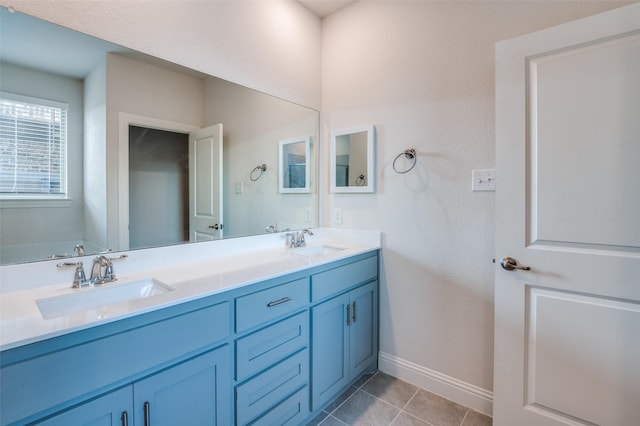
333, 207, 343, 225
235, 182, 243, 194
304, 207, 312, 223
472, 169, 496, 191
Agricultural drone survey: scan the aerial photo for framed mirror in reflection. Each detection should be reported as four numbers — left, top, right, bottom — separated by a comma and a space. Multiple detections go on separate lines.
279, 136, 311, 194
0, 8, 318, 266
330, 125, 375, 193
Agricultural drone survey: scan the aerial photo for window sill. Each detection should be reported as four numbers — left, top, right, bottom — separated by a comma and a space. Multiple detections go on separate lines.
0, 197, 73, 209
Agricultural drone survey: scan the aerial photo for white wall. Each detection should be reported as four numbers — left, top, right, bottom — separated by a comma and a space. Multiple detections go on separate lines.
322, 0, 630, 410
203, 77, 318, 237
3, 0, 322, 109
0, 62, 85, 261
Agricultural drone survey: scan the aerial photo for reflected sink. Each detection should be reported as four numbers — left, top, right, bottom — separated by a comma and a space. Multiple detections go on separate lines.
291, 245, 346, 257
36, 278, 173, 320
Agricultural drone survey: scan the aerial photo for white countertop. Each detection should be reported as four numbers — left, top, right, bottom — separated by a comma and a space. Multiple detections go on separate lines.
0, 228, 380, 351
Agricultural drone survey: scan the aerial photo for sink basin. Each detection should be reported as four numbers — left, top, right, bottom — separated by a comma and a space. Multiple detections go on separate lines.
36, 278, 173, 320
291, 245, 346, 257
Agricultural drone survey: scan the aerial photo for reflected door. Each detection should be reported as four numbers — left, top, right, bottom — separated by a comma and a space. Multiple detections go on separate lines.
189, 124, 223, 241
494, 4, 640, 425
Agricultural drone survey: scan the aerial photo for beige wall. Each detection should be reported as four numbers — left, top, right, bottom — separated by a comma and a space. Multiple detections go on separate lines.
321, 1, 630, 403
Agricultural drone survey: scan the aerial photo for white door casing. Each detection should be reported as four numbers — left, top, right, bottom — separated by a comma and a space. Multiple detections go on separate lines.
189, 124, 223, 241
494, 4, 640, 426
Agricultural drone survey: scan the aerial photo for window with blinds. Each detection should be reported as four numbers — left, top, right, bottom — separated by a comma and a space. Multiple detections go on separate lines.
0, 93, 68, 198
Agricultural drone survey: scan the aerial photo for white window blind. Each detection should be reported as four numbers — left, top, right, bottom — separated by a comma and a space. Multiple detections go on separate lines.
0, 93, 68, 197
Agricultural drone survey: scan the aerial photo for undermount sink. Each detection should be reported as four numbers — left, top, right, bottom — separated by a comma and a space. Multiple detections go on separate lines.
36, 278, 174, 320
291, 245, 346, 257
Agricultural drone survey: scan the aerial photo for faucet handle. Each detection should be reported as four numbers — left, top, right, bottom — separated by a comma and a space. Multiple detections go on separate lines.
57, 261, 88, 288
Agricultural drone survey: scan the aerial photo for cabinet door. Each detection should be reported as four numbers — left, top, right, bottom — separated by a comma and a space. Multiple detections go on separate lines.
349, 281, 378, 380
311, 292, 350, 410
134, 345, 231, 426
36, 387, 132, 426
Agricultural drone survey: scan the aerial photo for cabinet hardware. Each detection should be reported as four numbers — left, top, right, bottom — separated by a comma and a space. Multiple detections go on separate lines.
121, 411, 128, 426
346, 303, 352, 326
352, 301, 357, 323
267, 296, 291, 307
144, 402, 150, 426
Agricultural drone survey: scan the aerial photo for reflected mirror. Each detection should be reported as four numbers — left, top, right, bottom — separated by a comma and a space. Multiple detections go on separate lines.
0, 9, 318, 265
279, 137, 311, 194
330, 125, 375, 193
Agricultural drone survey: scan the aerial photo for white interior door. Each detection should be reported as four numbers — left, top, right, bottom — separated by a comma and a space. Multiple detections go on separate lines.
494, 4, 640, 426
189, 124, 223, 241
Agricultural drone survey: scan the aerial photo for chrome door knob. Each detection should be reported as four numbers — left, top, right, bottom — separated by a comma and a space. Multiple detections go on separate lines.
500, 257, 531, 271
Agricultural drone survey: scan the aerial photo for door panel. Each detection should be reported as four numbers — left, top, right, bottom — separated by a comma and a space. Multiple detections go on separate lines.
494, 3, 640, 425
349, 281, 377, 380
311, 293, 350, 410
134, 347, 230, 426
36, 387, 132, 426
189, 124, 223, 241
530, 33, 640, 249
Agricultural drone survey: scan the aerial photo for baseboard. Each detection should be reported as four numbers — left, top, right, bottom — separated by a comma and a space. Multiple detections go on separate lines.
378, 351, 493, 416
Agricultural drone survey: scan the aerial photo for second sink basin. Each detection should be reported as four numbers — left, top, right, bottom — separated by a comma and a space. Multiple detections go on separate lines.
36, 278, 174, 320
291, 245, 346, 257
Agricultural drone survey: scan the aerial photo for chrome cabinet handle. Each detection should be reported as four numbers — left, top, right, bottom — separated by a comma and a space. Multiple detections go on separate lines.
144, 402, 150, 426
352, 301, 357, 323
267, 296, 291, 307
500, 257, 531, 271
121, 411, 128, 426
346, 303, 352, 326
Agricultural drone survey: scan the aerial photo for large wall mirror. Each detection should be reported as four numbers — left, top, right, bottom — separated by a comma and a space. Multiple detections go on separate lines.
0, 8, 318, 266
330, 125, 375, 193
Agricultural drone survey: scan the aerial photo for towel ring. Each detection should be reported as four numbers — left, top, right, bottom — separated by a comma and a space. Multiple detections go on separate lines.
393, 148, 417, 174
355, 174, 366, 186
250, 164, 267, 181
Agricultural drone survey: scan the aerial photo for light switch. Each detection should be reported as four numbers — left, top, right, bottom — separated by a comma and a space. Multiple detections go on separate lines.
472, 169, 496, 191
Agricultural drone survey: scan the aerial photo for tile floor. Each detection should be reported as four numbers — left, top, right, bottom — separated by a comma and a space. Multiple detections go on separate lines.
306, 371, 492, 426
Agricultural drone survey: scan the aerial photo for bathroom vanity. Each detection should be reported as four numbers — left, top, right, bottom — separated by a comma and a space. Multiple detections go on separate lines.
0, 229, 380, 425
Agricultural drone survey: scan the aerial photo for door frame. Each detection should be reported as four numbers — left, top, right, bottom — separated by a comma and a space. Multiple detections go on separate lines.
117, 113, 198, 250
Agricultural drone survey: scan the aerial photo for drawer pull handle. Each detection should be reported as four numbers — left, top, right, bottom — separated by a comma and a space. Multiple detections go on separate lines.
267, 296, 291, 307
121, 411, 129, 426
144, 402, 150, 426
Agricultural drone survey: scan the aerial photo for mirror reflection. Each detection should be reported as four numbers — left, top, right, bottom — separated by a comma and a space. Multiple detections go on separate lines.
0, 9, 318, 265
331, 126, 375, 193
279, 137, 311, 193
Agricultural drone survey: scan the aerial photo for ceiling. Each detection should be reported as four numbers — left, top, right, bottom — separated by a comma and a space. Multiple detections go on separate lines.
297, 0, 356, 18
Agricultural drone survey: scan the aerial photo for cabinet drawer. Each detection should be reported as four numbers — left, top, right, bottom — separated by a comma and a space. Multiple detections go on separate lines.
236, 350, 308, 425
236, 278, 309, 332
311, 255, 377, 302
236, 312, 308, 381
250, 386, 309, 426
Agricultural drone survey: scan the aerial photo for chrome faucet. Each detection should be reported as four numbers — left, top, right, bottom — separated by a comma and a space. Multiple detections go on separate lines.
58, 254, 127, 288
89, 256, 110, 285
286, 229, 314, 248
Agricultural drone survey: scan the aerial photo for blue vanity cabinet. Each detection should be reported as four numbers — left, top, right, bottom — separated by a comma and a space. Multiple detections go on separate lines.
35, 346, 230, 426
310, 254, 378, 411
1, 298, 232, 426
